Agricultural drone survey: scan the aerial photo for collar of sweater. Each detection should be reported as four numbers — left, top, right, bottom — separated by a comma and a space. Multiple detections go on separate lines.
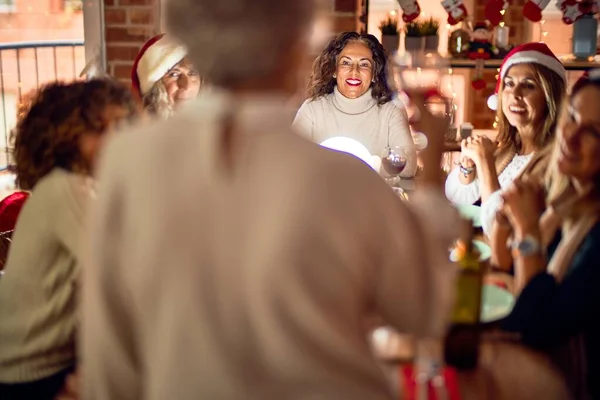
332, 86, 377, 115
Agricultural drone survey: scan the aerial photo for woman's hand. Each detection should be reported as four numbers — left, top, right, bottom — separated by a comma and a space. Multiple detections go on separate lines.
500, 178, 546, 238
459, 155, 475, 169
405, 91, 450, 186
54, 372, 79, 400
461, 135, 496, 167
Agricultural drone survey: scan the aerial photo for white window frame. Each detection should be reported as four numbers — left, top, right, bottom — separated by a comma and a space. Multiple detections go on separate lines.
0, 0, 16, 14
82, 0, 106, 73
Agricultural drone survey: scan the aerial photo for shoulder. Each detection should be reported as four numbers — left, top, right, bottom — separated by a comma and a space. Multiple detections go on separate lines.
378, 98, 408, 119
298, 95, 331, 111
28, 168, 93, 211
34, 168, 90, 196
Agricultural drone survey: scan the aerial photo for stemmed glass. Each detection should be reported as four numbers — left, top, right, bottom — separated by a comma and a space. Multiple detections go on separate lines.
381, 145, 409, 187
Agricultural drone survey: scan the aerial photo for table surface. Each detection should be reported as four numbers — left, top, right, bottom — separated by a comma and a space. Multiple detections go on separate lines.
380, 341, 571, 400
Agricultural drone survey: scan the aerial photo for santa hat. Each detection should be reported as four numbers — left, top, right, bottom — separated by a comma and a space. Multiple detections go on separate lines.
131, 34, 187, 98
487, 42, 566, 110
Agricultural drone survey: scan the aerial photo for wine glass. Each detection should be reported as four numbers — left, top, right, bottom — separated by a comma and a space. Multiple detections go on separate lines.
381, 145, 409, 188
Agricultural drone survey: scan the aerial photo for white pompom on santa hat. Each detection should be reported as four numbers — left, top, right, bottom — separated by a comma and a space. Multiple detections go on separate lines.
131, 34, 187, 98
487, 42, 566, 111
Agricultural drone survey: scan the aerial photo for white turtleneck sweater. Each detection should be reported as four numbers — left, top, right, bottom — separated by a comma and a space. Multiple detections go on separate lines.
292, 87, 417, 178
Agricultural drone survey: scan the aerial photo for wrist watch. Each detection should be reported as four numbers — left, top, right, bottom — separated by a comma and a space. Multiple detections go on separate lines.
511, 234, 542, 257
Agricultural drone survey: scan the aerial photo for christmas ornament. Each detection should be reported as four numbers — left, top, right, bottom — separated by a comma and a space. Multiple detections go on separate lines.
485, 0, 510, 26
487, 42, 566, 110
396, 0, 421, 22
523, 0, 552, 22
557, 0, 596, 24
463, 23, 498, 90
441, 0, 469, 25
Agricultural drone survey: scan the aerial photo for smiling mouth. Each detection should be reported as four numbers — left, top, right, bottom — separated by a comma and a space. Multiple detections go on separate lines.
345, 79, 362, 87
508, 105, 527, 114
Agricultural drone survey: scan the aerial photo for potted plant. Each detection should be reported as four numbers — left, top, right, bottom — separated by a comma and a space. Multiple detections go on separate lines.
404, 21, 423, 52
379, 16, 400, 55
421, 18, 440, 52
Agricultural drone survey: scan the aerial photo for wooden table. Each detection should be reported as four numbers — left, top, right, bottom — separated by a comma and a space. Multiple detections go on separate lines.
380, 341, 571, 400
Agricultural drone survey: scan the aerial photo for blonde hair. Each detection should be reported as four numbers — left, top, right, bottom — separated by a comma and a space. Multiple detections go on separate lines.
495, 64, 566, 153
142, 81, 174, 119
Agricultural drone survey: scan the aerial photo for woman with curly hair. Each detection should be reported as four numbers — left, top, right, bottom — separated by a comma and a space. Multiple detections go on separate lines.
293, 31, 416, 177
0, 79, 138, 400
132, 33, 202, 118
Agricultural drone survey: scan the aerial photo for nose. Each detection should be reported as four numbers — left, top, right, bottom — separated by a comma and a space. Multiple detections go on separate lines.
512, 84, 524, 99
178, 74, 189, 91
561, 121, 580, 148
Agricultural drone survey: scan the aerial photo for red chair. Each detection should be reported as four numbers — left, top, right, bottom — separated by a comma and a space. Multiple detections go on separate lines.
0, 191, 29, 272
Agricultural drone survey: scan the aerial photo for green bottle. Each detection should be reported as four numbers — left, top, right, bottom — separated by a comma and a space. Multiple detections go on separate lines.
444, 217, 483, 370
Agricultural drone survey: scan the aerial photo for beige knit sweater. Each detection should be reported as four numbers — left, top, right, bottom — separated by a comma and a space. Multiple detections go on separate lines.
82, 89, 458, 399
0, 168, 93, 383
292, 87, 417, 178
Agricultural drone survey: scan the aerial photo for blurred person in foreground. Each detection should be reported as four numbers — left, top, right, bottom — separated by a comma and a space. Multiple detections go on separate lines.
0, 80, 138, 400
81, 1, 458, 399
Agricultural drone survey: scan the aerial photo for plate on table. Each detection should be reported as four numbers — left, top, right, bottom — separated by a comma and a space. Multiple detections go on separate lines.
449, 240, 491, 262
481, 284, 515, 323
456, 204, 482, 227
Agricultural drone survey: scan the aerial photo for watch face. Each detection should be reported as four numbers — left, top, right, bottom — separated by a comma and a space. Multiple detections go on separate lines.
516, 235, 541, 256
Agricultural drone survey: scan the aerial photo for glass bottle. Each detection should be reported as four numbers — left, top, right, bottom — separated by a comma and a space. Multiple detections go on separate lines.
443, 217, 483, 370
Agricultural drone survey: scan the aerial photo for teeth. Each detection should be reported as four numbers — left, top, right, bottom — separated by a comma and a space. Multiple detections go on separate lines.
509, 106, 526, 112
347, 79, 361, 84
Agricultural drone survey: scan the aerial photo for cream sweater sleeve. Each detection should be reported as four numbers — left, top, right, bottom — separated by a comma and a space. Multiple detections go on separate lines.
48, 171, 93, 263
292, 100, 315, 141
388, 104, 417, 178
82, 139, 141, 400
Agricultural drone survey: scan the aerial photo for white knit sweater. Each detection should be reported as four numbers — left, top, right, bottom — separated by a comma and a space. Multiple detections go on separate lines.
0, 168, 93, 383
292, 87, 417, 178
82, 89, 458, 400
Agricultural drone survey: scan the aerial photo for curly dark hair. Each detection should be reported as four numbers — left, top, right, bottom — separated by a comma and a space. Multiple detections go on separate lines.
306, 32, 395, 105
13, 79, 139, 190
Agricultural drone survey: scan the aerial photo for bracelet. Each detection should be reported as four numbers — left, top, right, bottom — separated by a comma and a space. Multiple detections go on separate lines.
459, 165, 475, 177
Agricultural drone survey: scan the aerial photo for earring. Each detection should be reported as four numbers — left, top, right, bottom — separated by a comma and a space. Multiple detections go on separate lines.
333, 74, 337, 78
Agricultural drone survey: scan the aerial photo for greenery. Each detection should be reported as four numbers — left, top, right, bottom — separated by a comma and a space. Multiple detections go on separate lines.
420, 17, 440, 36
379, 16, 399, 35
404, 21, 422, 37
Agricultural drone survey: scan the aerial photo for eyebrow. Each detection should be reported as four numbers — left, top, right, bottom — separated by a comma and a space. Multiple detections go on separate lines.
504, 75, 536, 81
340, 55, 372, 62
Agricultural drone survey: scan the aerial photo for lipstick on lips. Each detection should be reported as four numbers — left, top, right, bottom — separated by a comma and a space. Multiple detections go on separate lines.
345, 78, 362, 87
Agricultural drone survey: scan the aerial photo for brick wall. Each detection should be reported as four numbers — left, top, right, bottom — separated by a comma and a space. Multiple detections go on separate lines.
469, 0, 527, 129
103, 0, 160, 86
103, 0, 359, 87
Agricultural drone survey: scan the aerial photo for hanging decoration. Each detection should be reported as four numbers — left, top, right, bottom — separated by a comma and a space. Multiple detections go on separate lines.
556, 0, 597, 24
523, 0, 552, 22
463, 22, 499, 90
485, 0, 510, 26
441, 0, 469, 25
396, 0, 421, 22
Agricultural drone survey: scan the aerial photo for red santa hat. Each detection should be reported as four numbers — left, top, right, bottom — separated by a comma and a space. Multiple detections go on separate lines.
131, 34, 187, 98
487, 42, 566, 110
